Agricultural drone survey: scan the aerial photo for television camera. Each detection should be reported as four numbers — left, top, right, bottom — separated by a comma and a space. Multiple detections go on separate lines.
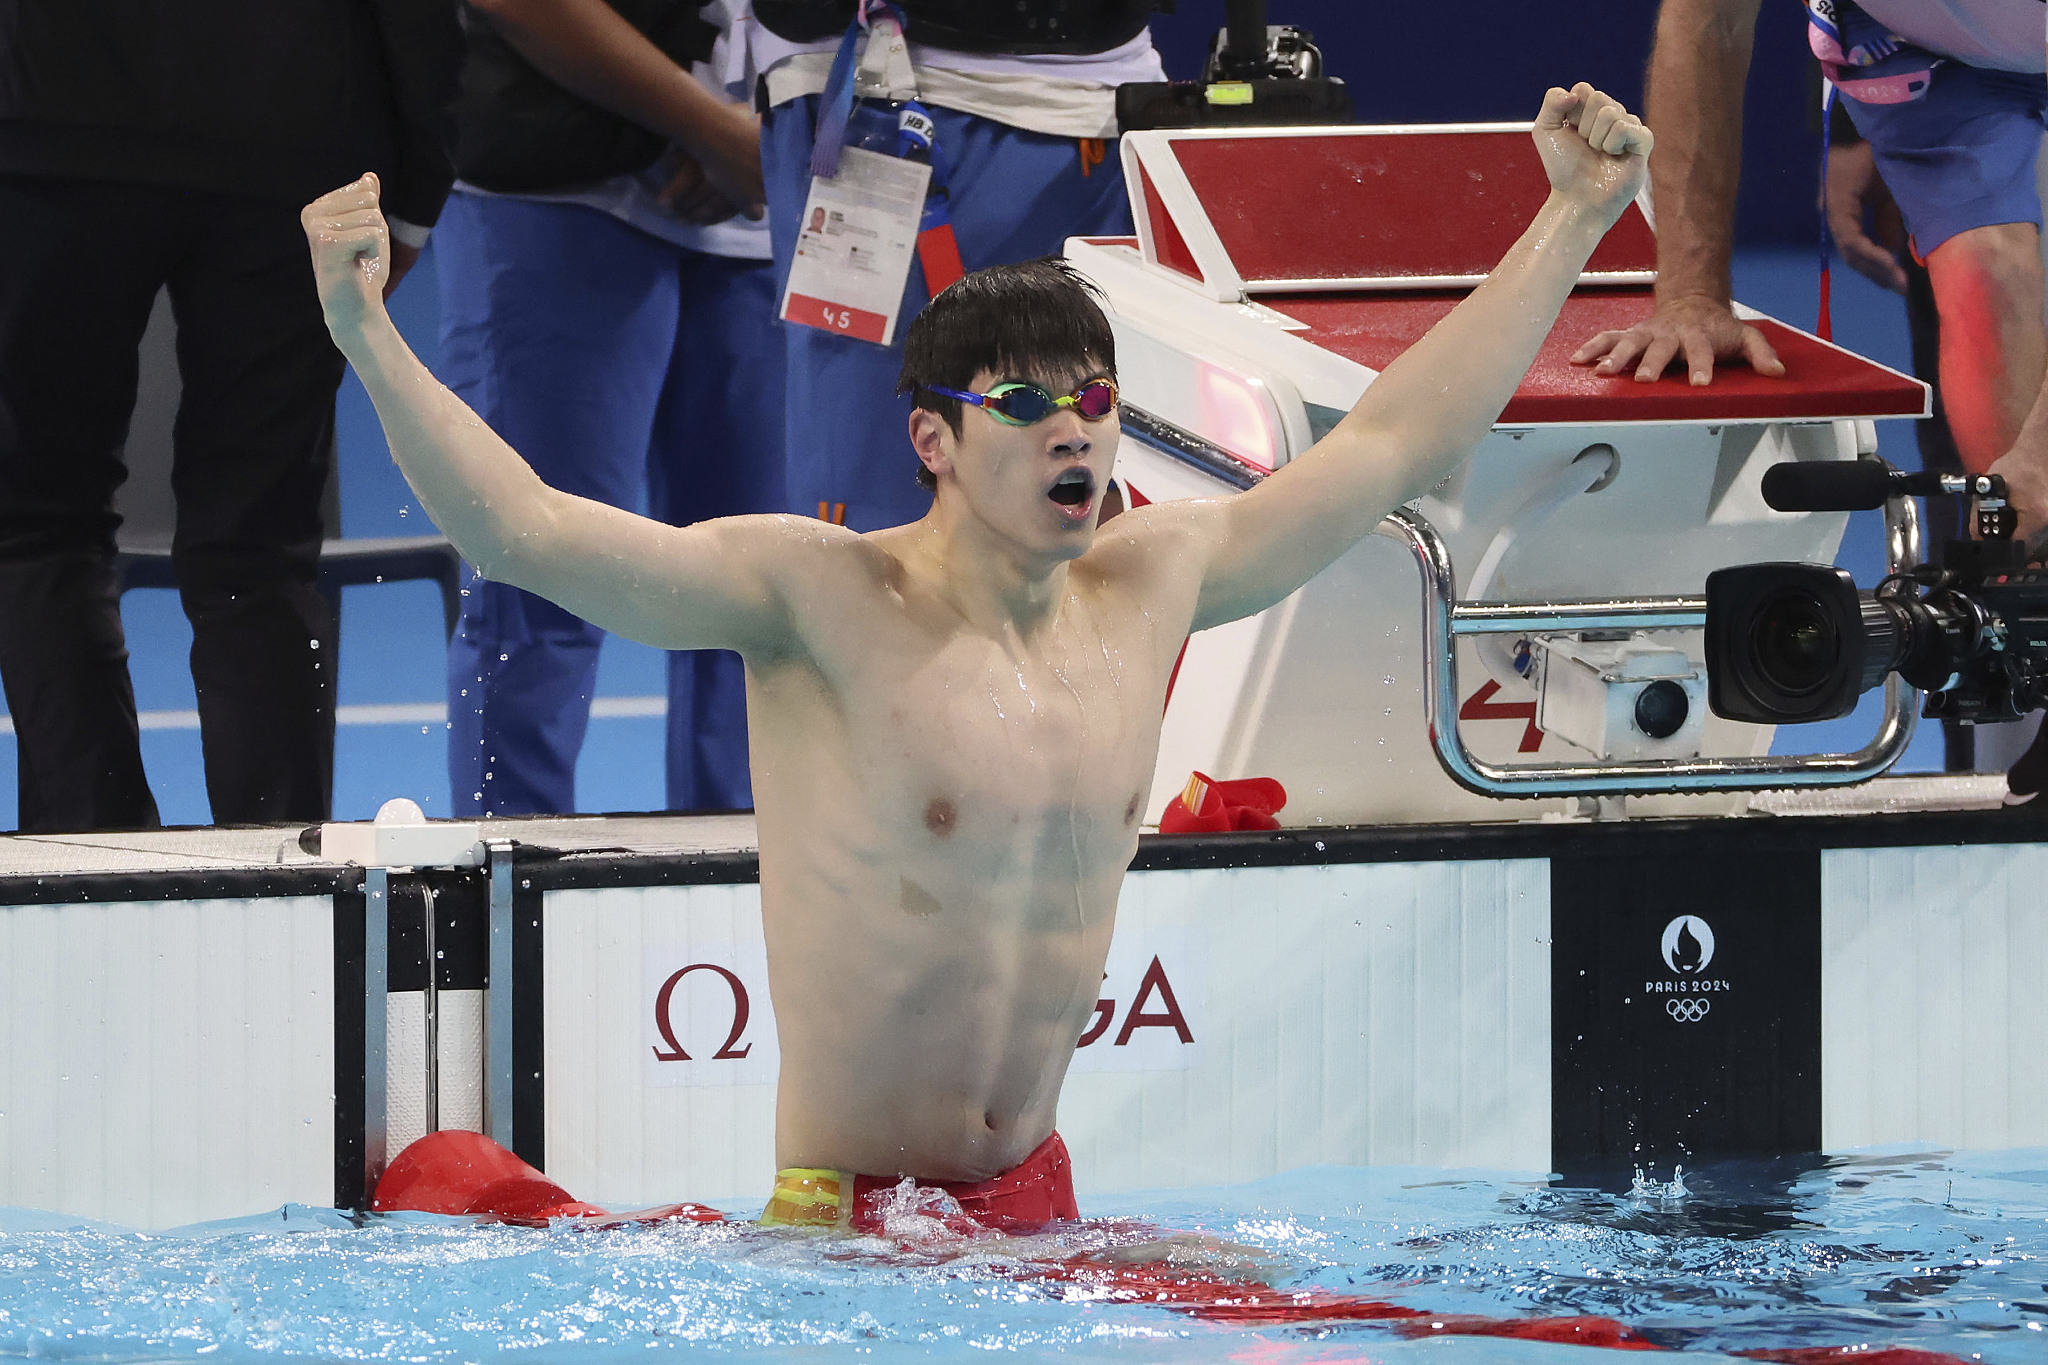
1706, 461, 2048, 726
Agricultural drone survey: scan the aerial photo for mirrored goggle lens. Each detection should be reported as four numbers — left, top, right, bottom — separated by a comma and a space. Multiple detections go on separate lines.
1072, 379, 1117, 419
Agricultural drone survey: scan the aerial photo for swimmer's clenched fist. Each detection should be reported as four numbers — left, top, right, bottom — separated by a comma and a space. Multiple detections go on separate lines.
302, 173, 392, 335
298, 86, 1650, 1205
1533, 83, 1652, 221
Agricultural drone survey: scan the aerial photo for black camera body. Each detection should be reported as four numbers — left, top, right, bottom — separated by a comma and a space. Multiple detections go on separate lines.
1704, 463, 2048, 727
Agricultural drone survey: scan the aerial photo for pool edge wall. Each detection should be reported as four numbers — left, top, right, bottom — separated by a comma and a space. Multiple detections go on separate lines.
2, 811, 2044, 1224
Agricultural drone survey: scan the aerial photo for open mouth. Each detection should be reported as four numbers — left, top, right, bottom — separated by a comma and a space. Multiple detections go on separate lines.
1048, 467, 1095, 515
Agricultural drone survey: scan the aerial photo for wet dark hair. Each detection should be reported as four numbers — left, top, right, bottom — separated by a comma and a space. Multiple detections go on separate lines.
898, 257, 1117, 491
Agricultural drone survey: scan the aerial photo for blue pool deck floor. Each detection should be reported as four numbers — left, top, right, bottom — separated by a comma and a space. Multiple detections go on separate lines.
0, 245, 1947, 828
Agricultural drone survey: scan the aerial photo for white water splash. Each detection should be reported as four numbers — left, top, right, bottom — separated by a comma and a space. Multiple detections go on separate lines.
1629, 1164, 1690, 1203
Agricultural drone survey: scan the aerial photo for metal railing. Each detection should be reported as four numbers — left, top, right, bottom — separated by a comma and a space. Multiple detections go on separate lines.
1122, 400, 1922, 797
1375, 504, 1919, 797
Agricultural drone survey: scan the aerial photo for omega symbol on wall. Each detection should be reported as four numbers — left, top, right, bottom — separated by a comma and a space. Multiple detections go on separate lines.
651, 963, 753, 1062
1660, 915, 1716, 975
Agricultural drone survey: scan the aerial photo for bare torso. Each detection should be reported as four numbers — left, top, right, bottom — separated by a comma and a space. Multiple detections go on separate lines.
747, 525, 1198, 1180
306, 81, 1643, 1185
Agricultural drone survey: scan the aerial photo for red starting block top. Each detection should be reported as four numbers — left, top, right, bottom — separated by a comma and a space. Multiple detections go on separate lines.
1113, 126, 1927, 424
1267, 288, 1930, 424
1126, 126, 1658, 293
1173, 128, 1656, 286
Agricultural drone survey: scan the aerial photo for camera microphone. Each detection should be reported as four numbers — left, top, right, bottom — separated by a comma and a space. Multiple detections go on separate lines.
1761, 462, 2007, 513
1759, 461, 1901, 511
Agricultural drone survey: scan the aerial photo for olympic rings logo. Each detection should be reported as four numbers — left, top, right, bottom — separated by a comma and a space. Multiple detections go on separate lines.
1666, 997, 1712, 1024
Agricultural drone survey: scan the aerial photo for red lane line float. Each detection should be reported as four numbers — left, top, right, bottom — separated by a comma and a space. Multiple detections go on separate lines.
370, 1129, 719, 1226
369, 1132, 1974, 1364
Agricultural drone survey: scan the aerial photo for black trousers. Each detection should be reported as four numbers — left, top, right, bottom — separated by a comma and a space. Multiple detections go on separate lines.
0, 175, 342, 832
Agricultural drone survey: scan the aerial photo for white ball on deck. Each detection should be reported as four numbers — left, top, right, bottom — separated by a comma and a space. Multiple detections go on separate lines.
374, 797, 428, 826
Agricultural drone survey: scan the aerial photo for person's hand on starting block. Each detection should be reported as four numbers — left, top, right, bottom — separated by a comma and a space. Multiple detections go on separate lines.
1571, 285, 1786, 389
1565, 83, 1787, 392
1532, 82, 1654, 228
301, 173, 396, 341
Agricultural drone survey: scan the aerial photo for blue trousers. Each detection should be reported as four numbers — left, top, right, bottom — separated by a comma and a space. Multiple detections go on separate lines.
763, 99, 1133, 530
434, 194, 786, 815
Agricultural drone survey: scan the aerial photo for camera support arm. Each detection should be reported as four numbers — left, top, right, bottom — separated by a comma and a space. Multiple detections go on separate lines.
1375, 500, 1921, 797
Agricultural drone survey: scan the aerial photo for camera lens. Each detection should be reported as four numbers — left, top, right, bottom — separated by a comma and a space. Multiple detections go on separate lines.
1751, 590, 1840, 697
1706, 563, 1871, 725
1633, 679, 1689, 739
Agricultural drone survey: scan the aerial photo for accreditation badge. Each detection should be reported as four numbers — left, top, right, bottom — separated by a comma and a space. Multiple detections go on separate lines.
779, 145, 932, 346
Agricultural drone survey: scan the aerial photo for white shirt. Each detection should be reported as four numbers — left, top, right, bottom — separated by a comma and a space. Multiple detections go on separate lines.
729, 2, 1165, 139
1854, 0, 2047, 75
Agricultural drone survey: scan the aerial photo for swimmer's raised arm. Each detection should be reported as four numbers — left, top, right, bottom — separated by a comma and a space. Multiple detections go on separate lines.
1177, 84, 1652, 631
300, 175, 813, 656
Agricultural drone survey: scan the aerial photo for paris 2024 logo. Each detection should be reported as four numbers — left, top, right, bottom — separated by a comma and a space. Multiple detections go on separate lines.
1651, 914, 1728, 1024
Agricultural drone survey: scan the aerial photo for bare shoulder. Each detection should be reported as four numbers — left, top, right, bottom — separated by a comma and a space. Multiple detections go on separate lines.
759, 518, 925, 635
1078, 495, 1220, 586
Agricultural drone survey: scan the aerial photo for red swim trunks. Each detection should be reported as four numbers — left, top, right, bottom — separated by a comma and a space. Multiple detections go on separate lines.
760, 1131, 1078, 1234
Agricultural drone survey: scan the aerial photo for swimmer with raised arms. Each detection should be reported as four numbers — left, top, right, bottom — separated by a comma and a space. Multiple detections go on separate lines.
302, 84, 1651, 1232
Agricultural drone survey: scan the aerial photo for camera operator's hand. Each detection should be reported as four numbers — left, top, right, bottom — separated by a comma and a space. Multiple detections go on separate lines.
1826, 140, 1909, 295
1986, 446, 2048, 560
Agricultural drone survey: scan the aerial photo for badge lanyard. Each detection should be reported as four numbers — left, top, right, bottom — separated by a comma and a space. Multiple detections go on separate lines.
777, 9, 956, 346
810, 1, 965, 295
1817, 79, 1837, 342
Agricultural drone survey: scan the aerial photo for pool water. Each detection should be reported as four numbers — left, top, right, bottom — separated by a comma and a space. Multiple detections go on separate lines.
1, 1149, 2042, 1363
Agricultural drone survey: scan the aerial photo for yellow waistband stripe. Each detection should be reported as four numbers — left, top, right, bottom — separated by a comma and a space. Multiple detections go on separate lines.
759, 1168, 852, 1228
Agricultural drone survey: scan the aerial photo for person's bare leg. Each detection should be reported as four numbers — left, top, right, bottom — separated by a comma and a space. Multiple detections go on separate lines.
1924, 221, 2047, 475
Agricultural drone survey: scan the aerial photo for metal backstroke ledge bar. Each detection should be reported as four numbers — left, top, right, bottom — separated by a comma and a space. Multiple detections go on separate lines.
1374, 496, 1921, 796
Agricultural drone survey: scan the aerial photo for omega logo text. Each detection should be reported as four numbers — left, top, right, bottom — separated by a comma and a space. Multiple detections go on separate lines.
1077, 955, 1194, 1049
651, 963, 753, 1062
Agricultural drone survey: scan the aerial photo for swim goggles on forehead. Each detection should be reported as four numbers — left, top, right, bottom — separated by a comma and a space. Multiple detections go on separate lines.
924, 378, 1119, 426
